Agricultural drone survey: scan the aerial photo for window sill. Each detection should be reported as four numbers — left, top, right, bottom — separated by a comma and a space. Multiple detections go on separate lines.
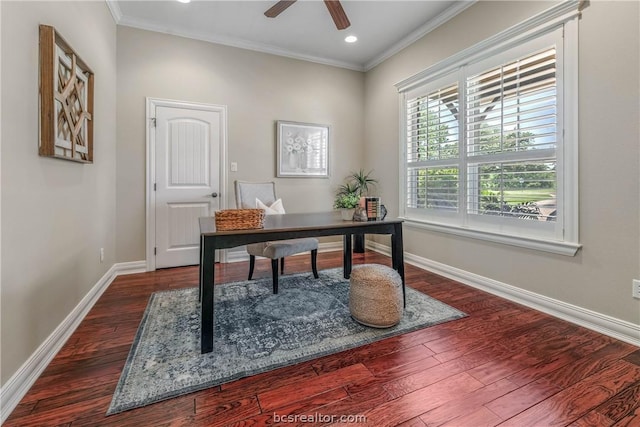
401, 218, 581, 256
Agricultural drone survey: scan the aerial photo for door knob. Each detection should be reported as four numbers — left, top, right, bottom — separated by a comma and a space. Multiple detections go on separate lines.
211, 192, 218, 198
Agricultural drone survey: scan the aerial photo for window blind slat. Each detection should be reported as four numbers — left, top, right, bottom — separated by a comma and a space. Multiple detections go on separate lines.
401, 19, 572, 242
406, 83, 460, 163
466, 47, 557, 160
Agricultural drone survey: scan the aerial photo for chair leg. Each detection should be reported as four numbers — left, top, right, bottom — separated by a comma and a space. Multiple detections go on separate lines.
248, 255, 255, 280
271, 259, 279, 294
311, 249, 319, 278
280, 257, 285, 274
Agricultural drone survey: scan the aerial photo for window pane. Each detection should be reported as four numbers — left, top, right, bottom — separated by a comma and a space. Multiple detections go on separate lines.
407, 84, 459, 162
407, 167, 459, 211
398, 23, 573, 246
466, 48, 556, 156
467, 161, 556, 221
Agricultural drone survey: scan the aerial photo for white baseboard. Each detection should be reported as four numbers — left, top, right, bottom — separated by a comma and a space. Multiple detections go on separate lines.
0, 260, 146, 423
113, 260, 147, 275
225, 241, 343, 263
317, 241, 345, 253
366, 240, 640, 347
225, 249, 249, 263
4, 246, 638, 422
366, 240, 392, 257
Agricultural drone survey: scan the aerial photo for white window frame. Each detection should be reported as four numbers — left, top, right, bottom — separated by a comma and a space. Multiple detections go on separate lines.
396, 1, 582, 256
404, 73, 462, 224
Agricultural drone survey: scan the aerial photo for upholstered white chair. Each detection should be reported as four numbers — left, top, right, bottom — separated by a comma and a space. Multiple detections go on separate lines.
234, 181, 319, 294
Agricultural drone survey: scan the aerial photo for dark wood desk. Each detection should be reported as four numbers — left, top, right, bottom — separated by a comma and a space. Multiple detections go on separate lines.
198, 211, 405, 354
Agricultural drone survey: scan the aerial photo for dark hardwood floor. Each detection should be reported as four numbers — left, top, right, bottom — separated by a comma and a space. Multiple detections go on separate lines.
4, 251, 640, 426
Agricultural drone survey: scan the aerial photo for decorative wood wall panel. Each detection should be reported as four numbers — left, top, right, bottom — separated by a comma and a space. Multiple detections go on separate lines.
39, 25, 94, 163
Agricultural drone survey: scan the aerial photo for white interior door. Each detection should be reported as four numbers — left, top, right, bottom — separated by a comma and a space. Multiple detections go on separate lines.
154, 105, 222, 268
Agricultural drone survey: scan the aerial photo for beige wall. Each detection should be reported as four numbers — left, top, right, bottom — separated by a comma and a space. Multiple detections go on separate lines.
116, 27, 365, 262
1, 0, 637, 396
0, 1, 117, 384
365, 1, 640, 325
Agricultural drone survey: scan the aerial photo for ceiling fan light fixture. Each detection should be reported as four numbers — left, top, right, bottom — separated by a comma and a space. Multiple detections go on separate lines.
345, 35, 358, 43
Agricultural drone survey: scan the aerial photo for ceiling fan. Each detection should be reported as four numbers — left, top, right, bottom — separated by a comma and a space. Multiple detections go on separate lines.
264, 0, 351, 30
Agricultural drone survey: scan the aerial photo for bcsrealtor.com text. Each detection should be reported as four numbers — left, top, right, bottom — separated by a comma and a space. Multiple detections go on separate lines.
272, 412, 367, 423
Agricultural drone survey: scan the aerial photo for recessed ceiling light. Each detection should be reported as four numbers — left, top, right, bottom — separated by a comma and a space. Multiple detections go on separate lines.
345, 35, 358, 43
177, 0, 191, 3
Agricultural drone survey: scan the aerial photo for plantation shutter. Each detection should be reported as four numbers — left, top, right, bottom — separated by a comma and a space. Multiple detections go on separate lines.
465, 46, 558, 221
466, 47, 557, 156
397, 12, 579, 252
405, 82, 460, 212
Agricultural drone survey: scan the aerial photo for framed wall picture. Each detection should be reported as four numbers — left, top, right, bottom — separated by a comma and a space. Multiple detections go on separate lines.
39, 25, 94, 163
276, 121, 329, 178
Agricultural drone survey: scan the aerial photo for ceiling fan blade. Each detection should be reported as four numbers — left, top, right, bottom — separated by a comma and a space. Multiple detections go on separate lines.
264, 1, 297, 18
323, 0, 350, 30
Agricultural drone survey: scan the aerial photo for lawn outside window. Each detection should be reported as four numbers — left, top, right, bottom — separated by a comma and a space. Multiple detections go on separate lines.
396, 1, 583, 256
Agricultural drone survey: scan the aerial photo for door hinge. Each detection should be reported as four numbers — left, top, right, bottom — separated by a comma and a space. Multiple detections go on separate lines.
154, 183, 157, 191
150, 117, 156, 127
154, 247, 157, 255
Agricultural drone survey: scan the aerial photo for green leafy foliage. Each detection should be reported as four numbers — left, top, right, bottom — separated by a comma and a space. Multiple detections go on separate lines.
334, 169, 378, 210
336, 182, 359, 197
348, 169, 378, 196
333, 193, 360, 209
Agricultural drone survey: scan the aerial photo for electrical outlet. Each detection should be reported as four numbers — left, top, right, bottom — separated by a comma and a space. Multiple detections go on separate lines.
100, 248, 105, 263
633, 279, 640, 299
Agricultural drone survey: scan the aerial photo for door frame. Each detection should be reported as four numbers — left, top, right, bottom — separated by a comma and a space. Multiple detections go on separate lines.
145, 97, 228, 271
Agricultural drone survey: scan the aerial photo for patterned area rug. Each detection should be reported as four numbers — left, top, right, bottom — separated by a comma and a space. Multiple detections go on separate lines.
108, 268, 465, 415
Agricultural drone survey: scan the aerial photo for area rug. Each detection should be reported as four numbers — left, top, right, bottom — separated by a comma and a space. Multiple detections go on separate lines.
107, 268, 465, 415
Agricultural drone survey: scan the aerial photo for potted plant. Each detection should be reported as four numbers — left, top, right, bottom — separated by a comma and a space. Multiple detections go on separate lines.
334, 170, 378, 222
349, 169, 378, 197
335, 169, 379, 247
334, 192, 360, 220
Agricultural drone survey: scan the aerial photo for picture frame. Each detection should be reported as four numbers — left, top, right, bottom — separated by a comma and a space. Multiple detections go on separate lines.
39, 25, 94, 163
276, 120, 329, 178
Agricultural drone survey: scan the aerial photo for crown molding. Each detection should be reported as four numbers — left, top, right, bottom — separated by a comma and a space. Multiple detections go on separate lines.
364, 0, 476, 71
105, 0, 122, 24
396, 0, 583, 92
104, 0, 475, 73
115, 15, 365, 72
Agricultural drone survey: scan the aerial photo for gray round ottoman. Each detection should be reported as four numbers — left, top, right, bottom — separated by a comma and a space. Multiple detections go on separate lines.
349, 264, 403, 328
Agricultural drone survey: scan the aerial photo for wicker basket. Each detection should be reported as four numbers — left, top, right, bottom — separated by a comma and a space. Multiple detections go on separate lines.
214, 209, 265, 231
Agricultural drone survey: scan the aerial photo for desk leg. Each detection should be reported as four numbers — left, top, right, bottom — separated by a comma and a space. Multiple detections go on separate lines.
392, 224, 406, 307
201, 236, 215, 354
343, 233, 352, 279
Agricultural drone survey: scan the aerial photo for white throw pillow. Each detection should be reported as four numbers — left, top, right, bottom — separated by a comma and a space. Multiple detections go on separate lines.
256, 198, 286, 215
